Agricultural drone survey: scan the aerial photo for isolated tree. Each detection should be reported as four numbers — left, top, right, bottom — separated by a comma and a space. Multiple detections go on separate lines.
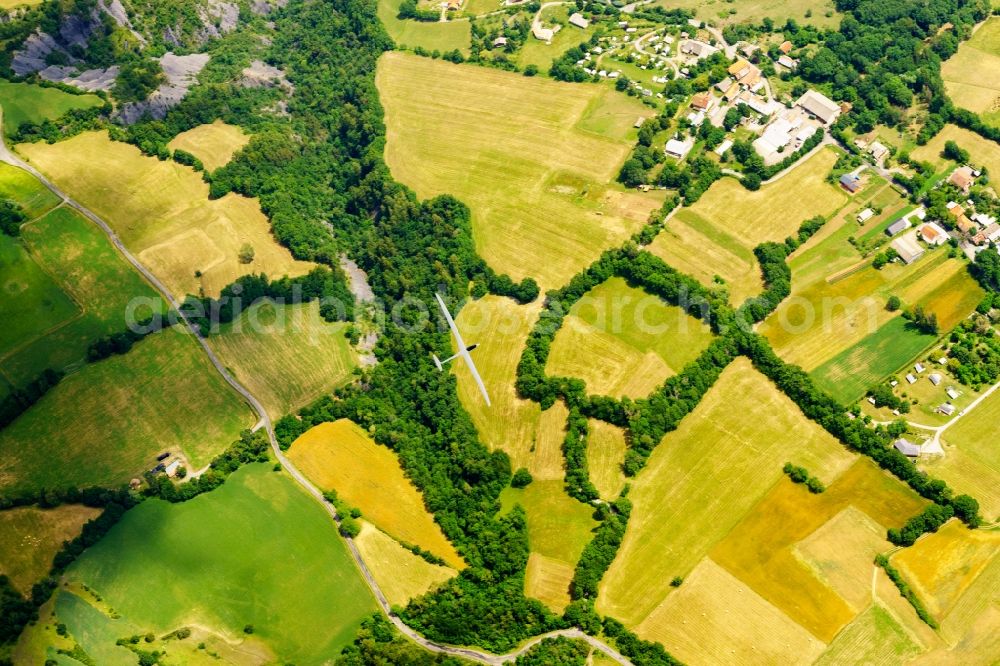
511, 468, 533, 488
942, 140, 970, 164
238, 243, 255, 264
887, 295, 901, 311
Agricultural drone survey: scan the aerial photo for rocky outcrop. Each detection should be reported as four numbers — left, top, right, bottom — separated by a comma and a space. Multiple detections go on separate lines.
240, 59, 293, 93
250, 0, 288, 15
115, 52, 210, 124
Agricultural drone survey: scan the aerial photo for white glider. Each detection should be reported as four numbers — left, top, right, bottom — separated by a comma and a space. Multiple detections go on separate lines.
433, 293, 491, 407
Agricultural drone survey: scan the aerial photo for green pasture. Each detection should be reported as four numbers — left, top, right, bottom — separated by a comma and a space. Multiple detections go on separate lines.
0, 80, 103, 136
377, 0, 471, 54
0, 162, 61, 219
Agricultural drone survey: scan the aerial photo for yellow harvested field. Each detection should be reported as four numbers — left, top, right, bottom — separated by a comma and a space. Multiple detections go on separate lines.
711, 460, 926, 642
649, 148, 847, 303
207, 300, 358, 418
167, 120, 250, 171
891, 519, 1000, 624
942, 18, 1000, 115
525, 552, 575, 613
547, 277, 715, 398
815, 602, 923, 666
353, 521, 456, 607
794, 507, 892, 612
452, 295, 545, 470
0, 505, 100, 594
528, 403, 570, 481
596, 358, 856, 628
635, 557, 826, 666
873, 567, 943, 652
378, 51, 662, 290
287, 420, 464, 568
586, 419, 626, 500
17, 131, 314, 297
911, 124, 1000, 177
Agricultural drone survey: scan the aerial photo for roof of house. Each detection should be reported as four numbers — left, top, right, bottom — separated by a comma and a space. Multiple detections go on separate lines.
728, 59, 751, 77
939, 403, 956, 415
919, 223, 947, 244
858, 208, 875, 222
714, 138, 733, 155
664, 138, 693, 158
691, 91, 712, 109
779, 40, 793, 53
886, 218, 912, 236
839, 172, 861, 191
796, 90, 841, 124
532, 25, 554, 41
715, 77, 734, 92
777, 55, 796, 68
894, 438, 921, 456
892, 232, 925, 264
949, 166, 975, 190
568, 12, 589, 28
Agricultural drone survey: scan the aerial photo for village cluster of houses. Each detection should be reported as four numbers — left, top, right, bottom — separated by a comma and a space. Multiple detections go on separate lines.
886, 359, 962, 459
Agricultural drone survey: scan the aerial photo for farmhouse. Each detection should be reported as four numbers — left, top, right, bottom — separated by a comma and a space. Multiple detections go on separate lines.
568, 12, 590, 29
906, 373, 917, 384
985, 223, 1000, 243
740, 92, 777, 116
839, 172, 862, 193
728, 59, 760, 87
779, 40, 793, 54
892, 232, 925, 264
493, 36, 508, 48
929, 373, 942, 386
867, 141, 889, 161
894, 438, 921, 457
919, 222, 949, 246
947, 387, 960, 400
973, 212, 996, 227
715, 77, 734, 93
691, 91, 713, 111
714, 138, 733, 155
938, 403, 956, 416
664, 138, 693, 159
777, 55, 797, 70
680, 40, 716, 59
948, 166, 975, 193
857, 208, 875, 223
532, 25, 554, 41
165, 459, 182, 476
915, 362, 925, 373
796, 90, 841, 125
947, 202, 975, 233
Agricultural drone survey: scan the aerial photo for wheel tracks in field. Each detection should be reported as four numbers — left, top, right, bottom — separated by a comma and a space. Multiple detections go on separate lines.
0, 109, 634, 666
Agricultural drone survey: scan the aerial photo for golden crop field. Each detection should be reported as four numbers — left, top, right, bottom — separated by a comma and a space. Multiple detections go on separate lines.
710, 460, 926, 642
636, 557, 826, 665
207, 299, 358, 419
17, 131, 315, 297
928, 389, 1000, 521
942, 19, 1000, 120
0, 505, 100, 593
911, 124, 1000, 176
0, 327, 254, 494
648, 148, 848, 304
353, 521, 456, 607
167, 120, 250, 171
525, 552, 576, 613
586, 419, 626, 500
378, 51, 662, 291
596, 358, 857, 628
892, 520, 999, 623
546, 278, 715, 398
286, 420, 465, 568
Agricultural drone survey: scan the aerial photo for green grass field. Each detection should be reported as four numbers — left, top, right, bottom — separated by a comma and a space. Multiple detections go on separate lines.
0, 327, 254, 494
810, 316, 938, 404
377, 0, 471, 54
0, 162, 61, 219
814, 602, 923, 665
501, 480, 598, 566
910, 124, 1000, 176
208, 299, 358, 418
378, 51, 661, 291
927, 387, 1000, 521
653, 0, 839, 27
596, 358, 857, 629
516, 6, 595, 73
942, 18, 1000, 125
60, 464, 377, 664
2, 207, 167, 387
546, 277, 715, 398
0, 232, 79, 360
0, 81, 103, 136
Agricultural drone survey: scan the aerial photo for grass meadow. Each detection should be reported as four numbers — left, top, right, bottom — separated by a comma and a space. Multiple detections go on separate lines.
378, 51, 661, 291
354, 520, 456, 607
910, 124, 1000, 176
2, 206, 167, 387
927, 389, 1000, 521
653, 0, 839, 27
0, 80, 103, 135
61, 464, 377, 664
0, 162, 60, 218
586, 419, 626, 500
0, 504, 100, 593
0, 327, 254, 494
647, 147, 848, 304
814, 602, 923, 665
287, 419, 465, 568
377, 0, 471, 54
942, 18, 1000, 125
596, 358, 857, 630
516, 6, 596, 73
17, 131, 316, 297
167, 120, 250, 171
208, 299, 358, 418
546, 277, 715, 398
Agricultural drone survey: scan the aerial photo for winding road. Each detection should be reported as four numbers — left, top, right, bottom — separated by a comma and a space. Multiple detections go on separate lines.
0, 109, 633, 665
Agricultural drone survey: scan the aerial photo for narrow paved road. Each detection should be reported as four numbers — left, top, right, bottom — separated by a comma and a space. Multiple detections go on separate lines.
0, 109, 633, 665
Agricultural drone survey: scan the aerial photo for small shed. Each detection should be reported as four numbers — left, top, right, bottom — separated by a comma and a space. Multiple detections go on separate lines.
857, 208, 875, 223
928, 373, 942, 386
839, 173, 862, 193
946, 387, 960, 400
